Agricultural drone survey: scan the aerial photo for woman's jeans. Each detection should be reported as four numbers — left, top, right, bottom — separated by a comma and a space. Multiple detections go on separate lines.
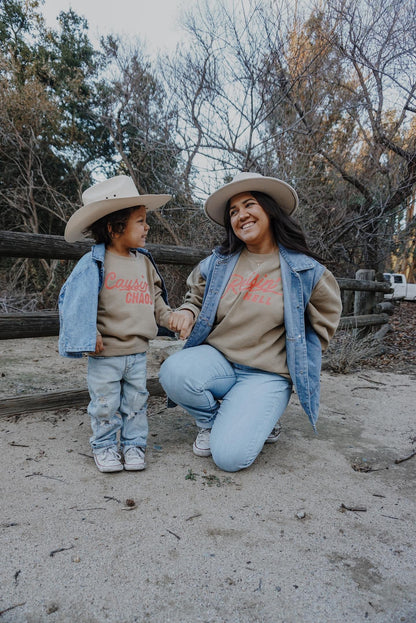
87, 353, 148, 451
159, 345, 292, 472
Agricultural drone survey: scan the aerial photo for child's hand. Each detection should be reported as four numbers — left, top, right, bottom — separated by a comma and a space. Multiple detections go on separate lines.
169, 310, 195, 340
94, 334, 104, 354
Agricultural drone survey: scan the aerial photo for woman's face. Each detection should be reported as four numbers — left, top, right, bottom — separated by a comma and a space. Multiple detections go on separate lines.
228, 192, 275, 253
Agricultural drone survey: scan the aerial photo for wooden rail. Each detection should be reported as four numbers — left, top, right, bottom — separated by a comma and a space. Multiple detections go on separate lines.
0, 230, 209, 265
0, 308, 391, 340
0, 230, 393, 415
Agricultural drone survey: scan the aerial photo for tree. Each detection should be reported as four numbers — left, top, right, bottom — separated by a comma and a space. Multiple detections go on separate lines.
262, 0, 416, 274
97, 36, 214, 250
164, 0, 416, 275
0, 0, 112, 304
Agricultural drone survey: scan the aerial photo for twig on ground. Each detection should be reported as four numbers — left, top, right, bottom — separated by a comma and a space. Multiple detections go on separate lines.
357, 375, 387, 385
185, 514, 202, 521
394, 450, 416, 464
340, 503, 367, 512
74, 507, 106, 512
50, 545, 74, 557
104, 496, 121, 503
25, 472, 64, 482
0, 602, 26, 616
167, 529, 181, 540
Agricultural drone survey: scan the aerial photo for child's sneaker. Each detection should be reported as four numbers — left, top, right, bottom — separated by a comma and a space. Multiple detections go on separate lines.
265, 423, 282, 444
93, 446, 123, 472
123, 446, 146, 471
193, 427, 211, 457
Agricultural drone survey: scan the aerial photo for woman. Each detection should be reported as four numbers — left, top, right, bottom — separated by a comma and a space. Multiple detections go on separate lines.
163, 172, 342, 472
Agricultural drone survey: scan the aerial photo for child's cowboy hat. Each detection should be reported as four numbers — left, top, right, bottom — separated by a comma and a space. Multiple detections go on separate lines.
64, 175, 172, 243
204, 171, 298, 227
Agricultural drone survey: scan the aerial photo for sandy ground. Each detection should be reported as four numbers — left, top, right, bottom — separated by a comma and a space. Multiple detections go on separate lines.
0, 337, 415, 623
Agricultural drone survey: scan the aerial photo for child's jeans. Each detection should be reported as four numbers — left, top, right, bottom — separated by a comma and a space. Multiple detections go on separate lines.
159, 344, 292, 472
87, 353, 148, 451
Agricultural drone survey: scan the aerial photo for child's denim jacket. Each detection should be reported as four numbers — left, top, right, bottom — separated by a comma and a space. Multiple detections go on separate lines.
58, 243, 169, 359
183, 245, 326, 431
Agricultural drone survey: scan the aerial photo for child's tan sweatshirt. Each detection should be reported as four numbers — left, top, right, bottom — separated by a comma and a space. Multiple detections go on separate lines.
96, 250, 171, 357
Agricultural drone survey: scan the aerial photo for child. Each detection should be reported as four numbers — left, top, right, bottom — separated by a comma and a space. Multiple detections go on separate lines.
59, 175, 175, 473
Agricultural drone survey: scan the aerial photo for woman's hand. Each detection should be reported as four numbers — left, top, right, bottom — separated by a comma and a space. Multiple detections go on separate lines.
169, 309, 195, 340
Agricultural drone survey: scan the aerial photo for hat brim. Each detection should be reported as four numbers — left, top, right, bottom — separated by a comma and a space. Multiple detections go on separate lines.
64, 194, 172, 243
204, 177, 298, 226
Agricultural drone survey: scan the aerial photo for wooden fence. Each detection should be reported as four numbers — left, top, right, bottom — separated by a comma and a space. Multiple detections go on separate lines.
0, 231, 392, 416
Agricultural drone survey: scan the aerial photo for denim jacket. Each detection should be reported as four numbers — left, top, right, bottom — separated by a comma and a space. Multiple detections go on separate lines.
58, 243, 170, 358
183, 245, 326, 430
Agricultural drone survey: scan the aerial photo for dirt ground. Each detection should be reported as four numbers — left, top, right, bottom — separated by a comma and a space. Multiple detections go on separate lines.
1, 321, 415, 622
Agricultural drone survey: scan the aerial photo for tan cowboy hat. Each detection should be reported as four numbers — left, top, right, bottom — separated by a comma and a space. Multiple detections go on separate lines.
64, 175, 172, 243
204, 171, 298, 227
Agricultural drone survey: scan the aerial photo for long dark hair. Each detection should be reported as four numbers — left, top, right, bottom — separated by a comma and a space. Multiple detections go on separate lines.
218, 191, 322, 261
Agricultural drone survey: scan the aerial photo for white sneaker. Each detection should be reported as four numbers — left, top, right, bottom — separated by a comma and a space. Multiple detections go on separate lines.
123, 446, 146, 471
193, 427, 211, 457
93, 446, 123, 473
265, 423, 282, 444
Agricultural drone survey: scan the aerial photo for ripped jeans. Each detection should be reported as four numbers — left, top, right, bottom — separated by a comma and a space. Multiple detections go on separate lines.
87, 353, 148, 451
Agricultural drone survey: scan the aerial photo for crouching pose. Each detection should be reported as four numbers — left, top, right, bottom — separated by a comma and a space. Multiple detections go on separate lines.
159, 172, 342, 472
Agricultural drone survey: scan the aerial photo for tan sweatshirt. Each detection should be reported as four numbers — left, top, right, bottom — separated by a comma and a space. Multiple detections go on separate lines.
96, 250, 171, 357
180, 248, 341, 376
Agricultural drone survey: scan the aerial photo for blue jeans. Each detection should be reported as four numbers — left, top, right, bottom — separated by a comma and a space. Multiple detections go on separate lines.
159, 345, 292, 472
87, 353, 148, 451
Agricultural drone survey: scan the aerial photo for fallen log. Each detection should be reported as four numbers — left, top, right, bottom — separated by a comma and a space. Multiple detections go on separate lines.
0, 378, 164, 417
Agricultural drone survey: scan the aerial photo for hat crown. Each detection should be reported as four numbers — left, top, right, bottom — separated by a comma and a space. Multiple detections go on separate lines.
230, 172, 264, 184
82, 175, 139, 207
203, 171, 298, 226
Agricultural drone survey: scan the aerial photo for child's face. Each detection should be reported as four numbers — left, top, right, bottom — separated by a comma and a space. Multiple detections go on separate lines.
109, 206, 149, 254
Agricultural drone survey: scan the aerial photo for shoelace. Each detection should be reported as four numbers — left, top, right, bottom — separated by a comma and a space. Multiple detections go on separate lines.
103, 447, 121, 461
124, 447, 144, 457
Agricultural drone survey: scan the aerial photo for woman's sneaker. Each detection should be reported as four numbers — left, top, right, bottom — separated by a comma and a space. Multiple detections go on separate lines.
193, 427, 211, 457
93, 446, 123, 472
123, 446, 146, 471
265, 423, 282, 444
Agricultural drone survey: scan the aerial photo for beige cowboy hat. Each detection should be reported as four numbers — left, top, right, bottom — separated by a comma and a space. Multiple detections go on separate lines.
204, 171, 298, 227
64, 175, 172, 243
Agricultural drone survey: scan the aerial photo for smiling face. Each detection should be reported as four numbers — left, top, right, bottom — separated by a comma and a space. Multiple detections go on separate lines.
107, 206, 149, 256
228, 192, 275, 253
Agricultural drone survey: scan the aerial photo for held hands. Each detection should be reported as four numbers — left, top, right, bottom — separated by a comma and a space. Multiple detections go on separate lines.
169, 309, 195, 340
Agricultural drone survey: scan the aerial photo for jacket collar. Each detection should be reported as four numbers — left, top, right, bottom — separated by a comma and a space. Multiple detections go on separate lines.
279, 244, 317, 272
212, 244, 317, 272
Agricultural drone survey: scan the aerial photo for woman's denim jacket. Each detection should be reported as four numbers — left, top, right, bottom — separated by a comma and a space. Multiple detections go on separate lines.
183, 245, 326, 431
58, 243, 170, 359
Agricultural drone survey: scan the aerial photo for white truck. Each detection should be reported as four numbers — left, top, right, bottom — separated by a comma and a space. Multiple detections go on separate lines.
383, 273, 416, 301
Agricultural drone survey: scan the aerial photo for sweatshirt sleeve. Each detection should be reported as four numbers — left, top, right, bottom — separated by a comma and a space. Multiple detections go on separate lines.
307, 269, 342, 351
152, 270, 173, 329
177, 265, 206, 320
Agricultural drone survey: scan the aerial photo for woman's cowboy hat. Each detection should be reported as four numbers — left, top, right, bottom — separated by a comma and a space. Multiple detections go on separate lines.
204, 171, 298, 227
64, 175, 172, 243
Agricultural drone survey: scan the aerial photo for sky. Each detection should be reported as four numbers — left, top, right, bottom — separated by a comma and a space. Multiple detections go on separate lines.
40, 0, 196, 56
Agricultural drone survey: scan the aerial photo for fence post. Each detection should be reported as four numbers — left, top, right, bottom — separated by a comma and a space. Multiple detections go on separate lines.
354, 269, 375, 337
